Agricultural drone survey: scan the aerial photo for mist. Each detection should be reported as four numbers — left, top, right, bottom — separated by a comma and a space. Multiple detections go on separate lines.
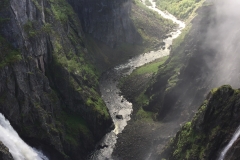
204, 0, 240, 88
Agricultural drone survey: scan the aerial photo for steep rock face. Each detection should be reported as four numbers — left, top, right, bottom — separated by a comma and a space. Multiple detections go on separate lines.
145, 0, 240, 122
0, 0, 112, 159
144, 4, 213, 120
159, 85, 240, 160
0, 142, 14, 160
67, 0, 142, 47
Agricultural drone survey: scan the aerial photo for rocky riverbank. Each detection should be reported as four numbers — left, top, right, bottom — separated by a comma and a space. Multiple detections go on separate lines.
113, 1, 207, 159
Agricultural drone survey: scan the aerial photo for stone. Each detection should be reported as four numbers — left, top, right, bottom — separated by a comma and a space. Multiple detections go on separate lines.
116, 115, 123, 119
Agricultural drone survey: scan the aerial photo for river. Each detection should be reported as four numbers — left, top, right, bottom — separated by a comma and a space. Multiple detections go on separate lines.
89, 0, 185, 159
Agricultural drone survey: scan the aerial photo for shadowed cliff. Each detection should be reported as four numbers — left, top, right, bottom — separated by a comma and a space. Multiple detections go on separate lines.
0, 0, 112, 159
159, 85, 240, 160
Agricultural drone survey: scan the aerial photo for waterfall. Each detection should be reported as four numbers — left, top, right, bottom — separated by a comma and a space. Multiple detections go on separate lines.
0, 113, 48, 160
218, 125, 240, 160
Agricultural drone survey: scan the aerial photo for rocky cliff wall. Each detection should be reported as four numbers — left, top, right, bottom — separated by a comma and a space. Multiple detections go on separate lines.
145, 0, 240, 122
141, 0, 240, 158
0, 142, 13, 160
159, 85, 240, 160
67, 0, 142, 47
0, 0, 112, 159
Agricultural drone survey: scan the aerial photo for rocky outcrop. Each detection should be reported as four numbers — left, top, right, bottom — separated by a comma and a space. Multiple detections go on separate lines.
67, 0, 142, 47
159, 85, 240, 160
0, 142, 14, 160
0, 0, 112, 159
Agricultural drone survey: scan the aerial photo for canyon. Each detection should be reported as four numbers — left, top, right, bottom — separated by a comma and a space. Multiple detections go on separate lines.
1, 0, 240, 160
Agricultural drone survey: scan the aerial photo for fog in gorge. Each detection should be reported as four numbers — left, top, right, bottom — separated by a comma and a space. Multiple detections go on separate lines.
141, 0, 240, 159
204, 0, 240, 88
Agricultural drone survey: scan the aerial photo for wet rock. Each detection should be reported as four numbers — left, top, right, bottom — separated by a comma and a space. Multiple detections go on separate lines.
0, 142, 14, 160
160, 41, 166, 46
97, 144, 109, 150
116, 115, 123, 119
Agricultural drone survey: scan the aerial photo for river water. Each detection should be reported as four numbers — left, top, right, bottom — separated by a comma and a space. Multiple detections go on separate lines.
89, 0, 185, 159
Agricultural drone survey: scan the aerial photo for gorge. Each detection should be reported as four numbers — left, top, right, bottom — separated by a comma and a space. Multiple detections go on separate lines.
1, 0, 240, 160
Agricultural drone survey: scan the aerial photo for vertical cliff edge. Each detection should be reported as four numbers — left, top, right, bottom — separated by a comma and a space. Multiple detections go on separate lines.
67, 0, 142, 48
159, 85, 240, 160
0, 0, 112, 159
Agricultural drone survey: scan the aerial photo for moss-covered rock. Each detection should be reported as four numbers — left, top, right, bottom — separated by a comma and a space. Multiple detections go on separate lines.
0, 0, 112, 159
143, 4, 214, 121
159, 85, 240, 160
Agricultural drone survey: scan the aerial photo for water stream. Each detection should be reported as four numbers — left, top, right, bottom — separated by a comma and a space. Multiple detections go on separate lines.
90, 0, 185, 159
0, 113, 48, 160
218, 125, 240, 160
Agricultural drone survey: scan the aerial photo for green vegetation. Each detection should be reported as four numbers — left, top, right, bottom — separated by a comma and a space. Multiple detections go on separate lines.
136, 107, 154, 121
119, 56, 169, 121
169, 120, 207, 160
160, 85, 240, 160
158, 26, 191, 92
28, 0, 111, 149
59, 111, 93, 146
30, 0, 112, 123
0, 35, 22, 68
120, 56, 169, 86
133, 56, 169, 75
48, 0, 75, 23
131, 0, 176, 51
49, 19, 109, 119
23, 21, 53, 37
155, 0, 204, 19
145, 0, 152, 6
135, 93, 150, 109
53, 46, 109, 119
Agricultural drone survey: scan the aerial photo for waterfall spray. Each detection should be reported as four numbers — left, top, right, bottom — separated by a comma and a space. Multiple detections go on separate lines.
0, 113, 48, 160
218, 125, 240, 160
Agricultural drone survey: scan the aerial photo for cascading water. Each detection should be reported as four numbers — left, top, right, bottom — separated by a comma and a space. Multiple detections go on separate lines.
89, 0, 185, 159
0, 113, 48, 160
218, 125, 240, 160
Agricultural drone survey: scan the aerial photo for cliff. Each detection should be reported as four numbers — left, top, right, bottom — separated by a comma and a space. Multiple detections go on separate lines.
145, 0, 240, 122
137, 0, 240, 159
0, 142, 13, 160
114, 0, 240, 159
0, 0, 112, 159
159, 85, 240, 160
67, 0, 142, 48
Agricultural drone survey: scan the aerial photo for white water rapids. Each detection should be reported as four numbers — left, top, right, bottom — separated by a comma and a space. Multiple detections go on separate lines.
0, 113, 48, 160
218, 125, 240, 160
90, 0, 185, 159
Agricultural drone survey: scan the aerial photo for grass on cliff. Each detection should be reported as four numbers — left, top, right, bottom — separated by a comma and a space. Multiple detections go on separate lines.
48, 0, 75, 23
155, 0, 205, 20
31, 0, 111, 128
131, 0, 176, 49
118, 56, 169, 121
0, 35, 22, 68
85, 0, 176, 71
59, 111, 93, 146
119, 55, 169, 86
46, 5, 109, 118
160, 26, 191, 92
161, 86, 240, 159
133, 56, 169, 75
